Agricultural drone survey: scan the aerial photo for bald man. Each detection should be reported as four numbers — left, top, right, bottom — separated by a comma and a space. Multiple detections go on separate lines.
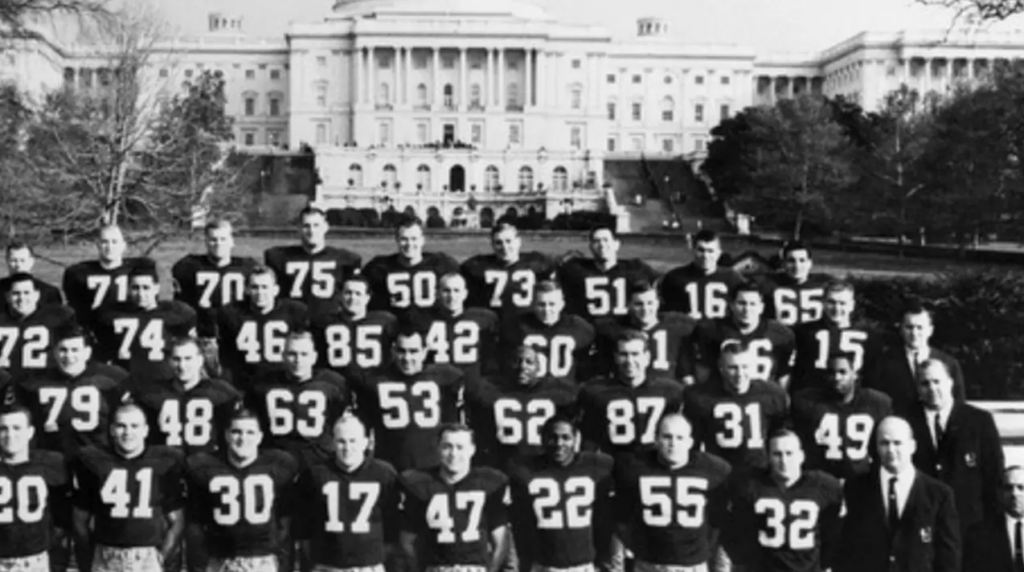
836, 416, 960, 572
963, 466, 1024, 572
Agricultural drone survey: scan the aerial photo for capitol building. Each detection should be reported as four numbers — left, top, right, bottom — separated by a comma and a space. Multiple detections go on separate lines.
5, 0, 1024, 228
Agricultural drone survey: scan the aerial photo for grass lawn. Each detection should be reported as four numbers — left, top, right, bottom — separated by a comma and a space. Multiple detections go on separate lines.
24, 233, 1008, 291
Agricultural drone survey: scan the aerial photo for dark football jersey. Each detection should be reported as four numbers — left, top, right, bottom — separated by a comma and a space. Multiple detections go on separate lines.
294, 459, 400, 569
61, 258, 157, 333
94, 302, 197, 379
556, 257, 660, 322
506, 452, 614, 568
350, 365, 464, 472
790, 388, 893, 480
578, 376, 684, 457
362, 252, 461, 317
400, 467, 510, 568
171, 254, 258, 338
251, 367, 350, 468
71, 445, 185, 548
683, 379, 790, 472
0, 305, 75, 376
764, 274, 831, 327
310, 309, 397, 378
264, 245, 362, 308
460, 252, 556, 314
593, 313, 698, 381
18, 362, 128, 455
790, 319, 879, 394
216, 300, 309, 390
423, 308, 500, 378
185, 450, 299, 558
464, 376, 579, 467
694, 318, 795, 383
127, 376, 242, 456
0, 450, 70, 558
499, 314, 595, 383
0, 276, 63, 313
615, 450, 732, 566
658, 264, 745, 320
729, 470, 843, 572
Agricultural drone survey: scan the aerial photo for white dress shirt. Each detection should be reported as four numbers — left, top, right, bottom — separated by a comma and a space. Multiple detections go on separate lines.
907, 347, 931, 377
1007, 514, 1024, 560
926, 405, 953, 449
880, 467, 915, 518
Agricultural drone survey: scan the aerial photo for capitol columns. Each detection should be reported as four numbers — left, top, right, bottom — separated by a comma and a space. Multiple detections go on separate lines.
433, 48, 442, 106
486, 48, 494, 106
355, 46, 364, 105
497, 48, 506, 108
525, 47, 534, 108
367, 46, 377, 106
536, 49, 547, 109
459, 47, 468, 110
405, 47, 413, 105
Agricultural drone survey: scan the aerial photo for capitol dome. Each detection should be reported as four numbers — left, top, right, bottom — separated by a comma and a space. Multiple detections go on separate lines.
329, 0, 549, 20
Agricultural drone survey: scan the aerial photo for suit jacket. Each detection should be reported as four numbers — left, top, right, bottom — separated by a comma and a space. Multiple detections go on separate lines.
865, 346, 965, 416
963, 515, 1017, 572
908, 402, 1004, 531
836, 469, 961, 572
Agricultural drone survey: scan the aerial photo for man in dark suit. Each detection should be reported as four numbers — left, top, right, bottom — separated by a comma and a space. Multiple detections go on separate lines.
963, 466, 1024, 572
836, 416, 960, 572
865, 304, 965, 416
909, 358, 1003, 538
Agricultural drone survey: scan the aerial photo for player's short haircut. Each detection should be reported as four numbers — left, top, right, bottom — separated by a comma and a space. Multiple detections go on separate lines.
0, 403, 33, 425
437, 422, 475, 445
1003, 465, 1024, 486
615, 328, 649, 349
54, 324, 92, 347
541, 414, 578, 438
824, 279, 855, 297
204, 218, 234, 234
285, 330, 315, 347
918, 358, 953, 380
588, 225, 617, 241
299, 204, 328, 220
112, 396, 147, 422
226, 401, 261, 426
768, 428, 803, 450
342, 274, 371, 292
394, 322, 427, 346
395, 215, 424, 236
5, 273, 36, 293
693, 229, 720, 245
333, 413, 369, 438
533, 280, 563, 297
4, 240, 33, 256
719, 340, 751, 362
656, 412, 692, 435
782, 241, 811, 259
901, 300, 934, 323
491, 221, 519, 237
248, 266, 277, 284
168, 336, 202, 356
627, 279, 658, 300
439, 272, 465, 289
128, 265, 159, 282
828, 351, 859, 370
97, 225, 124, 239
729, 281, 764, 302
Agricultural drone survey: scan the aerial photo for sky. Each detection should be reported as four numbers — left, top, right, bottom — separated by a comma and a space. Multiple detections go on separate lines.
141, 0, 1024, 52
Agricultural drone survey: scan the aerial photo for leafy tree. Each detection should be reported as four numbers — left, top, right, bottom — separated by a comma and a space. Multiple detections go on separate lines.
701, 109, 759, 202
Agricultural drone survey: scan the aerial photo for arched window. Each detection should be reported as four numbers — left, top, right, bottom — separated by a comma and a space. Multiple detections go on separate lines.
661, 96, 674, 122
507, 83, 519, 107
383, 164, 397, 188
484, 165, 500, 192
348, 164, 363, 187
553, 166, 568, 191
417, 83, 427, 104
470, 84, 482, 107
443, 84, 453, 107
417, 164, 431, 192
518, 166, 534, 192
378, 82, 390, 105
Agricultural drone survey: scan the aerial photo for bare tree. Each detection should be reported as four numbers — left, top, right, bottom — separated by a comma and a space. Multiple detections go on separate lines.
0, 0, 112, 44
915, 0, 1024, 23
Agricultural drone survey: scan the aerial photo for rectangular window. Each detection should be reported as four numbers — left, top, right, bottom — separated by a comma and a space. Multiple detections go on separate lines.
244, 98, 255, 116
570, 126, 582, 150
268, 131, 280, 146
379, 122, 391, 146
471, 123, 483, 144
720, 75, 730, 85
631, 103, 642, 121
315, 124, 326, 144
244, 132, 255, 146
245, 69, 255, 79
662, 139, 674, 152
572, 59, 581, 69
571, 90, 582, 110
695, 75, 705, 85
662, 109, 673, 122
443, 56, 455, 69
272, 69, 282, 80
607, 137, 616, 152
380, 57, 391, 69
695, 138, 705, 151
607, 102, 616, 120
631, 136, 644, 151
317, 56, 327, 67
184, 70, 193, 79
695, 103, 704, 122
632, 74, 642, 84
316, 84, 327, 107
158, 68, 168, 78
509, 124, 521, 144
417, 123, 428, 144
607, 73, 616, 83
270, 98, 280, 117
720, 104, 730, 121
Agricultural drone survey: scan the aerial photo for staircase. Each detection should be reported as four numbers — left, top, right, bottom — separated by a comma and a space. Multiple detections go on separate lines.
603, 160, 674, 232
642, 156, 732, 233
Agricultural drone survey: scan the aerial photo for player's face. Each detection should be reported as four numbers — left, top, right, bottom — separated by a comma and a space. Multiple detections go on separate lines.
720, 351, 753, 394
876, 420, 916, 473
900, 312, 933, 349
656, 417, 692, 466
6, 280, 39, 316
54, 336, 91, 374
396, 225, 424, 261
730, 291, 763, 327
340, 280, 370, 314
0, 412, 33, 458
918, 363, 953, 410
824, 289, 855, 324
828, 357, 858, 397
512, 348, 540, 386
533, 290, 564, 324
5, 247, 33, 274
543, 422, 577, 465
439, 277, 468, 312
438, 430, 475, 475
491, 229, 521, 263
301, 213, 328, 248
226, 418, 263, 460
129, 276, 159, 309
333, 418, 369, 468
393, 334, 427, 375
170, 343, 203, 382
769, 434, 805, 482
205, 226, 234, 260
111, 408, 149, 456
248, 274, 278, 309
1002, 469, 1024, 519
615, 339, 650, 381
589, 229, 619, 262
629, 290, 660, 324
783, 249, 812, 282
693, 240, 721, 271
284, 338, 317, 379
97, 228, 126, 263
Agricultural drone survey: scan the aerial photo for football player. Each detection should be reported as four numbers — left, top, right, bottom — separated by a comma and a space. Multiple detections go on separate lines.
423, 273, 499, 378
499, 281, 595, 384
790, 280, 878, 395
0, 241, 63, 311
460, 222, 555, 315
71, 399, 186, 572
94, 267, 197, 379
683, 341, 789, 473
185, 404, 299, 572
295, 415, 401, 572
506, 416, 615, 572
349, 327, 464, 472
692, 282, 795, 387
557, 226, 659, 323
791, 353, 892, 481
62, 226, 157, 335
726, 430, 842, 572
399, 424, 510, 572
264, 205, 362, 310
311, 275, 397, 378
251, 332, 349, 470
0, 273, 76, 376
763, 242, 830, 327
613, 414, 731, 571
593, 280, 697, 384
658, 229, 744, 320
362, 217, 460, 317
216, 267, 309, 390
18, 326, 127, 457
464, 345, 578, 468
578, 330, 683, 458
171, 219, 258, 340
0, 398, 72, 572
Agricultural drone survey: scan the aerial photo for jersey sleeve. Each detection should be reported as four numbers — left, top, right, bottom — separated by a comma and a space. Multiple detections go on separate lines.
772, 324, 797, 379
45, 453, 73, 530
161, 452, 187, 513
398, 475, 426, 534
484, 474, 511, 531
70, 455, 97, 512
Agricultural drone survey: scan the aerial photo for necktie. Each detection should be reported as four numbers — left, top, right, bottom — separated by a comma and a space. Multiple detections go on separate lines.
887, 476, 899, 530
933, 413, 944, 449
1015, 520, 1023, 572
911, 351, 919, 377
